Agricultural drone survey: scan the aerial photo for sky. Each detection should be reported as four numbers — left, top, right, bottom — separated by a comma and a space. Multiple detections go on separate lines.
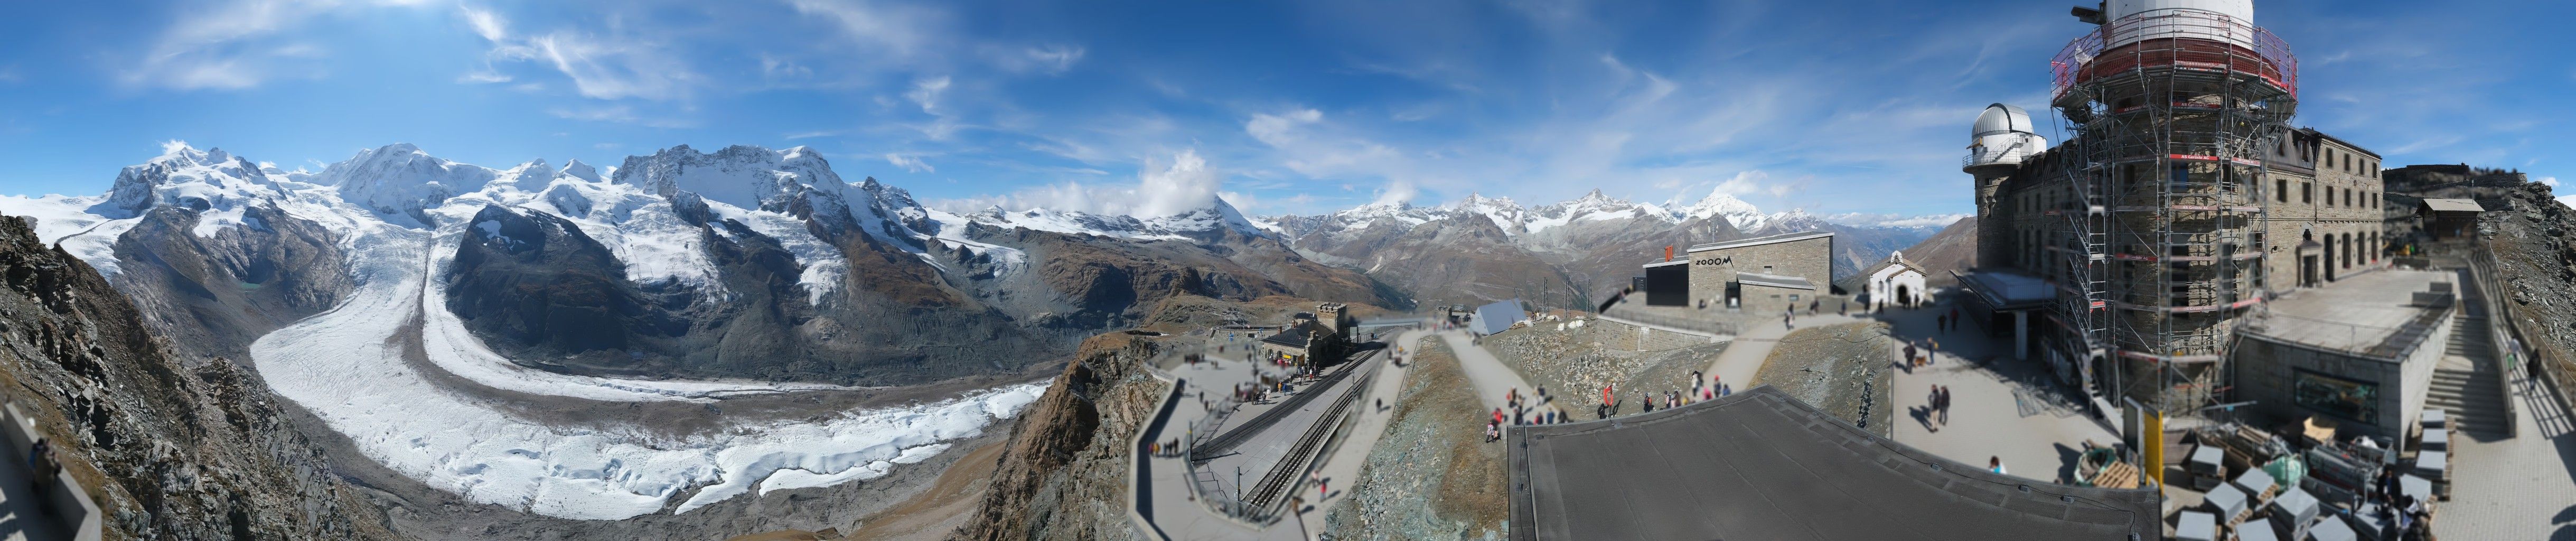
1, 0, 2569, 218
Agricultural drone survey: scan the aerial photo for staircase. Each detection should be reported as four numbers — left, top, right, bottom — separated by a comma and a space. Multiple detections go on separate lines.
2427, 310, 2512, 437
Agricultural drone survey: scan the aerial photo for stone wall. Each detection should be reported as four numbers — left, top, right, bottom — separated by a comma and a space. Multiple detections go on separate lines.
1738, 282, 1819, 316
1688, 235, 1833, 307
2232, 307, 2450, 439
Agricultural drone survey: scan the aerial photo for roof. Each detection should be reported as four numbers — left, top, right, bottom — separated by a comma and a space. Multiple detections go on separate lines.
1507, 386, 2162, 540
1641, 259, 1689, 268
1959, 269, 2054, 310
2417, 199, 2485, 212
2302, 127, 2381, 159
1687, 230, 1833, 253
1735, 272, 1816, 290
1259, 325, 1312, 349
1472, 299, 1528, 335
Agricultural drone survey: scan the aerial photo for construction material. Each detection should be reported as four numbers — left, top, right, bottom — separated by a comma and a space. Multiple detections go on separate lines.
2205, 482, 2249, 523
2270, 487, 2320, 538
2174, 510, 2217, 541
2307, 516, 2358, 541
2233, 468, 2279, 502
2238, 518, 2281, 541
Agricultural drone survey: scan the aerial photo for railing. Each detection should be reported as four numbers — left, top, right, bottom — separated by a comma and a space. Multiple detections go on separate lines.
2051, 9, 2298, 100
2468, 242, 2564, 433
1598, 306, 1738, 337
1239, 355, 1379, 519
1189, 349, 1373, 461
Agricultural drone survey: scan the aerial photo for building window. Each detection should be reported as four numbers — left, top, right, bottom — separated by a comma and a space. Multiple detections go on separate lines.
2302, 183, 2312, 203
2277, 179, 2288, 202
2294, 369, 2380, 424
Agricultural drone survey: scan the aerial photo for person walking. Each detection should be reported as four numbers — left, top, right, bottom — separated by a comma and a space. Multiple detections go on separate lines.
1936, 386, 1951, 426
1949, 307, 1961, 332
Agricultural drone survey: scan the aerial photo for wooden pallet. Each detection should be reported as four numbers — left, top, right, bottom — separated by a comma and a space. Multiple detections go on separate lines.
2093, 461, 2140, 489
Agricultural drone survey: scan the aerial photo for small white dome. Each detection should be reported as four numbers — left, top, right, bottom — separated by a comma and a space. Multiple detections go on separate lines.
1973, 103, 2036, 139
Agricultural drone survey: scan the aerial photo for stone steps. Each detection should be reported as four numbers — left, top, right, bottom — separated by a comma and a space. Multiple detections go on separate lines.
2428, 313, 2512, 436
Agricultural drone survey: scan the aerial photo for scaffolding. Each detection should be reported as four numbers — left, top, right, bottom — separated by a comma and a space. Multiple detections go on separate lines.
2046, 9, 2298, 417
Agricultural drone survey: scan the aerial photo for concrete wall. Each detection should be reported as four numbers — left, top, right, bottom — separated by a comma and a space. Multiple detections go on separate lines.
1688, 235, 1833, 307
1737, 282, 1819, 316
2232, 307, 2450, 439
1591, 317, 1721, 352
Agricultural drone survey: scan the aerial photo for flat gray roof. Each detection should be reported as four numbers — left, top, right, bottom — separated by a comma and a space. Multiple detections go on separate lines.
1687, 230, 1832, 253
2250, 268, 2453, 355
2418, 199, 2484, 212
1736, 272, 1816, 290
1641, 259, 1689, 268
1508, 386, 2161, 540
1961, 269, 2055, 309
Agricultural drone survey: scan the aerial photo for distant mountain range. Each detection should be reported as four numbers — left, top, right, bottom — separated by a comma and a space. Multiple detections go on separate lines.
1260, 189, 1962, 310
0, 142, 1398, 386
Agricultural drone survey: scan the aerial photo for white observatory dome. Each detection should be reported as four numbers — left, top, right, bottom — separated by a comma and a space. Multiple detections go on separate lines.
1965, 103, 2046, 172
1973, 103, 2036, 139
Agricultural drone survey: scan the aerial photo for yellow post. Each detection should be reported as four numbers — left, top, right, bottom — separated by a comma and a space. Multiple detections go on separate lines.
2141, 410, 2165, 488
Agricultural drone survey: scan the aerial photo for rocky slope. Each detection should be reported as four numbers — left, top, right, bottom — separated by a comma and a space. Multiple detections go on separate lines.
0, 214, 395, 539
1890, 216, 1977, 287
2476, 181, 2576, 376
1323, 338, 1507, 539
950, 330, 1170, 541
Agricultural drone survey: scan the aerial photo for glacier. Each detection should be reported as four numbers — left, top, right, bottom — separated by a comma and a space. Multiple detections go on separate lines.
5, 142, 1051, 520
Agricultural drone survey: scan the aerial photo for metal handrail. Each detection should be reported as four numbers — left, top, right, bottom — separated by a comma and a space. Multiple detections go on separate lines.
2051, 10, 2297, 100
1189, 350, 1372, 461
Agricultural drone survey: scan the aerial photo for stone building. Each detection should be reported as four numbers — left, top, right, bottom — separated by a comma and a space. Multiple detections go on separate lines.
1679, 231, 1834, 310
1955, 1, 2391, 414
1258, 303, 1354, 367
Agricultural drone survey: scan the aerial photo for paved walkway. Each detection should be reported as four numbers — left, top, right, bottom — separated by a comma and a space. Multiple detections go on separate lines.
1876, 302, 2119, 486
2436, 350, 2576, 540
1290, 329, 1429, 537
1703, 311, 1864, 395
1438, 330, 1564, 422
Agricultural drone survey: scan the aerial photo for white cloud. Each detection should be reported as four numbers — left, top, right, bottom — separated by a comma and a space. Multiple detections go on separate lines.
933, 150, 1225, 218
457, 70, 512, 83
788, 0, 941, 58
530, 32, 696, 100
1021, 44, 1085, 74
783, 130, 841, 140
2557, 194, 2576, 210
121, 0, 343, 90
460, 6, 509, 41
593, 142, 620, 149
886, 153, 935, 173
906, 76, 951, 113
547, 105, 691, 128
1371, 180, 1417, 207
2540, 176, 2559, 189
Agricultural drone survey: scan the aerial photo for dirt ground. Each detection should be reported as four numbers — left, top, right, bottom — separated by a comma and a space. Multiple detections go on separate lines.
1324, 338, 1508, 540
1753, 322, 1896, 437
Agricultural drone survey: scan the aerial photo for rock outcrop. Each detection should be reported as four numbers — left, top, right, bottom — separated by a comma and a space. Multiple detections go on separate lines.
951, 331, 1170, 540
0, 214, 394, 539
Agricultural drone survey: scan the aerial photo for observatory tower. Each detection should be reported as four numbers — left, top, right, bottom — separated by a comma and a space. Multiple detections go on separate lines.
1965, 103, 2047, 267
2049, 0, 2298, 411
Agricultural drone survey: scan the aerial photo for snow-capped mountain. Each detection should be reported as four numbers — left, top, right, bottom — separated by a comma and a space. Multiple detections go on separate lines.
0, 141, 1393, 523
1264, 189, 1960, 308
934, 192, 1271, 244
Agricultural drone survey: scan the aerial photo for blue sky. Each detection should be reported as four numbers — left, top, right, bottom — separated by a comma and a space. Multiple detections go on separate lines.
1, 0, 2568, 218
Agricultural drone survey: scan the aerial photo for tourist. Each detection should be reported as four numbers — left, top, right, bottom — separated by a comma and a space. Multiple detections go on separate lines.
1809, 299, 1820, 315
1989, 456, 2006, 475
1904, 343, 1918, 369
1927, 339, 1939, 366
1936, 386, 1950, 426
1950, 307, 1961, 331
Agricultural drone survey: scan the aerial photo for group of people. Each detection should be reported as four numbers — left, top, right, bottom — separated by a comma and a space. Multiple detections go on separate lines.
1925, 384, 1953, 432
2369, 467, 2436, 538
1487, 386, 1568, 442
